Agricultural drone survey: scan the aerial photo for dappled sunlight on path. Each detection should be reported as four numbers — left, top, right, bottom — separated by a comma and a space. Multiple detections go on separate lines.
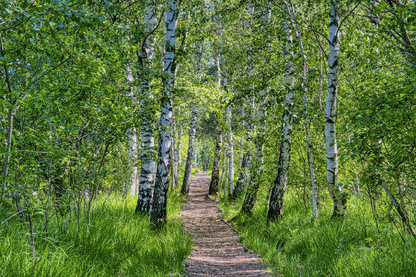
181, 172, 273, 276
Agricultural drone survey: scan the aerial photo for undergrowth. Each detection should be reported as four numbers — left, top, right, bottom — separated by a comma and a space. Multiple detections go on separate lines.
220, 191, 416, 276
0, 190, 192, 277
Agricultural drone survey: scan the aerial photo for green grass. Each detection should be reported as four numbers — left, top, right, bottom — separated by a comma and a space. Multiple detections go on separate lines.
220, 191, 416, 276
0, 191, 192, 277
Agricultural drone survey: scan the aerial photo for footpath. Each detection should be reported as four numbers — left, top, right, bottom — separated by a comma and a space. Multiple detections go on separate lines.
181, 172, 273, 276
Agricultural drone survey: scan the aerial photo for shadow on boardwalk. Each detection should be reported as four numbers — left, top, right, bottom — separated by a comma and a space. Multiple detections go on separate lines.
181, 172, 273, 276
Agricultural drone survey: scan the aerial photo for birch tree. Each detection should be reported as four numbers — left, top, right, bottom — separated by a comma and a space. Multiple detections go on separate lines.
267, 5, 295, 223
233, 98, 253, 198
241, 2, 270, 213
181, 43, 202, 196
209, 50, 223, 196
128, 127, 139, 196
171, 109, 179, 190
136, 4, 158, 214
226, 104, 235, 197
126, 68, 139, 196
241, 93, 266, 213
220, 144, 227, 196
181, 103, 198, 196
289, 1, 318, 218
176, 125, 182, 176
326, 0, 347, 218
150, 0, 178, 226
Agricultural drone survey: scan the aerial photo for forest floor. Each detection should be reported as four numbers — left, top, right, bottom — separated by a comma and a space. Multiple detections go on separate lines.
181, 172, 273, 276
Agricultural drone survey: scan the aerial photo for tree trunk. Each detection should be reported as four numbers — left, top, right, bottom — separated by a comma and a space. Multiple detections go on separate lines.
220, 145, 227, 196
239, 105, 244, 169
176, 125, 182, 176
127, 68, 139, 197
181, 103, 198, 196
1, 34, 14, 197
171, 109, 179, 190
128, 126, 139, 196
240, 2, 271, 213
209, 130, 222, 195
267, 9, 295, 224
223, 150, 229, 199
326, 0, 347, 218
226, 105, 235, 197
241, 93, 266, 214
290, 1, 318, 218
209, 46, 223, 197
234, 98, 254, 198
136, 4, 158, 214
150, 0, 178, 226
181, 42, 202, 196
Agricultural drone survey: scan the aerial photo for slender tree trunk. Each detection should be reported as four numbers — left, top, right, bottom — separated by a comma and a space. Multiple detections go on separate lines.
181, 43, 202, 196
241, 93, 266, 214
239, 106, 244, 169
209, 47, 223, 196
209, 130, 222, 195
171, 130, 177, 191
1, 34, 15, 198
127, 68, 139, 196
267, 8, 295, 223
226, 105, 235, 197
171, 109, 179, 190
128, 126, 139, 196
219, 146, 226, 196
289, 1, 318, 218
181, 103, 198, 196
326, 0, 347, 218
176, 125, 182, 176
136, 5, 158, 214
241, 2, 271, 213
150, 0, 178, 226
223, 150, 229, 198
319, 49, 323, 110
234, 98, 254, 198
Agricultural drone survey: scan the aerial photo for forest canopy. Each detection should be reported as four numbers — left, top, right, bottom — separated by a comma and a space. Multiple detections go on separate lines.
1, 0, 416, 276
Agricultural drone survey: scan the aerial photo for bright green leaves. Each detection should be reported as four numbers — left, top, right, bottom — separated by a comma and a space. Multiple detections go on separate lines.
373, 0, 387, 15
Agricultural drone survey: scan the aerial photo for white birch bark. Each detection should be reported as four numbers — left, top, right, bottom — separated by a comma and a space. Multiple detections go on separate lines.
126, 68, 139, 197
326, 0, 347, 218
289, 1, 318, 218
215, 52, 221, 88
128, 126, 139, 196
238, 106, 244, 169
171, 110, 179, 190
176, 125, 182, 175
226, 105, 234, 197
267, 8, 295, 223
136, 4, 158, 214
210, 51, 223, 196
150, 0, 178, 226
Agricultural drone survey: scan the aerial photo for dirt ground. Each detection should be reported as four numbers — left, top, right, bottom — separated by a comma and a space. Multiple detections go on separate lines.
181, 172, 274, 276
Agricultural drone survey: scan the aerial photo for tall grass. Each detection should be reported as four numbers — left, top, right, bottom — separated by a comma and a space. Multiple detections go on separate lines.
0, 191, 192, 276
220, 191, 416, 276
